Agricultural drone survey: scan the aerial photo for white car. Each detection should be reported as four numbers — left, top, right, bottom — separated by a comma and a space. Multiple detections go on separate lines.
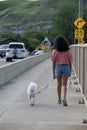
34, 50, 46, 55
6, 42, 28, 62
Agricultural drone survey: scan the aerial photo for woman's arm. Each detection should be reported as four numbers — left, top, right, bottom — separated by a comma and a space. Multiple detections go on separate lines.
69, 61, 72, 76
52, 62, 56, 79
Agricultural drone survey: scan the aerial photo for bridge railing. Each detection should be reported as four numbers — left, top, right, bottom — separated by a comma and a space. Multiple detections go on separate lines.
70, 44, 87, 102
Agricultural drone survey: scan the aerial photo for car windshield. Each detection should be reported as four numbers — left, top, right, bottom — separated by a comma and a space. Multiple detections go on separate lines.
9, 44, 23, 49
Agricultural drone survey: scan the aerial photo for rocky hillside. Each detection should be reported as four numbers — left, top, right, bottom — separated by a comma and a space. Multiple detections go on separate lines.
0, 0, 58, 32
0, 0, 86, 32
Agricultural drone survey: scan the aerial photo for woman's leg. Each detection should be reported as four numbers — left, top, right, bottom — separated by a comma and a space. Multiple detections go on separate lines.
56, 76, 62, 100
62, 75, 69, 106
62, 75, 68, 99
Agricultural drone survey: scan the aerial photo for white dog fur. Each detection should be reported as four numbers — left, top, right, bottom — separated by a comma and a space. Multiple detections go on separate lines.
27, 82, 37, 106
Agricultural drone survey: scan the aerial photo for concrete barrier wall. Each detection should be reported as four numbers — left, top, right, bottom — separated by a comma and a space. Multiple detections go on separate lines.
70, 45, 87, 100
0, 53, 50, 86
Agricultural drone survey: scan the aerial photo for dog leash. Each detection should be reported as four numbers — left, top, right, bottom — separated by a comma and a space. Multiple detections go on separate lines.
36, 79, 54, 94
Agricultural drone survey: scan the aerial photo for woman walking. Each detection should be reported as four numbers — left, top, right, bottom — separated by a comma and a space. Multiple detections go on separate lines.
51, 36, 72, 106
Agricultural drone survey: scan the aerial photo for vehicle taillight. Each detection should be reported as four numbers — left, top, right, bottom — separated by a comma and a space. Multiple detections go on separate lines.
6, 49, 10, 52
21, 50, 25, 52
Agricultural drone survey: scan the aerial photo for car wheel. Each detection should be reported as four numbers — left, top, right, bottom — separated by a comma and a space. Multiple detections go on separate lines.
10, 58, 12, 62
6, 58, 9, 62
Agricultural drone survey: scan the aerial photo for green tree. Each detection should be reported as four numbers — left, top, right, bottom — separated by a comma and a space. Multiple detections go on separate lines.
0, 31, 21, 41
22, 30, 47, 42
83, 6, 87, 43
22, 30, 47, 51
48, 1, 78, 44
28, 38, 40, 51
0, 30, 47, 51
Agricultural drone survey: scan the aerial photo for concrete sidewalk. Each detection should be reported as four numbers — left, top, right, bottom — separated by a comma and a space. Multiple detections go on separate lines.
0, 59, 87, 130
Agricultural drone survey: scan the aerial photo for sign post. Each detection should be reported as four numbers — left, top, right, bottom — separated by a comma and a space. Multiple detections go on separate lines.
74, 0, 86, 44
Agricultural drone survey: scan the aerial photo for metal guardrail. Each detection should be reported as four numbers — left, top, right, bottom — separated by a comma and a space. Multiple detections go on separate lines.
70, 44, 87, 102
0, 53, 50, 87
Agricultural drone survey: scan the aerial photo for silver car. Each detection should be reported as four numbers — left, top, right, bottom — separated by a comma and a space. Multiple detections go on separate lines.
6, 42, 28, 62
0, 44, 9, 58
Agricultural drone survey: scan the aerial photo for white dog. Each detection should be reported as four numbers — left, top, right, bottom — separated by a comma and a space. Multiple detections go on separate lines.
27, 82, 37, 106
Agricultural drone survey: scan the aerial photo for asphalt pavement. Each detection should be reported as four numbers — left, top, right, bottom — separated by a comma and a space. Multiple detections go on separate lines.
0, 58, 87, 130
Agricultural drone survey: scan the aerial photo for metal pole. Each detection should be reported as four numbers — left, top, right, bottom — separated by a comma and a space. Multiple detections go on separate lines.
78, 0, 83, 82
79, 0, 83, 18
78, 0, 83, 44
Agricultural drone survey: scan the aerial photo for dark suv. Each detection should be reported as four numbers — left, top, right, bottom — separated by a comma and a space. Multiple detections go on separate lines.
0, 44, 9, 58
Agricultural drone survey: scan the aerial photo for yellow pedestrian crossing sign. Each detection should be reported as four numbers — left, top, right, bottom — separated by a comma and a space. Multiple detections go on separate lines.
74, 17, 86, 29
75, 29, 84, 39
40, 45, 46, 50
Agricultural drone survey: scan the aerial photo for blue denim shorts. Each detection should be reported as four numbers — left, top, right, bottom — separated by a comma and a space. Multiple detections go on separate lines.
55, 64, 70, 77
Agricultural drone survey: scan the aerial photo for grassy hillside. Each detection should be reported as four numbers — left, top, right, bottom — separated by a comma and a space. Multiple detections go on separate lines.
0, 0, 58, 30
0, 0, 86, 32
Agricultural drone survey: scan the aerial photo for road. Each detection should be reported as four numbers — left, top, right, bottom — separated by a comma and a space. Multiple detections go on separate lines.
0, 58, 52, 123
0, 58, 87, 130
0, 56, 33, 66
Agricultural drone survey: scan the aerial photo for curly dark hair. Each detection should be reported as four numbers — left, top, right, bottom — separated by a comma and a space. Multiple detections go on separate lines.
54, 36, 69, 52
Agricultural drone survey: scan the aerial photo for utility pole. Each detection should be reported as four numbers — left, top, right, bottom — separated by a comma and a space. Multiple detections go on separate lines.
78, 0, 83, 44
78, 0, 83, 83
79, 0, 83, 18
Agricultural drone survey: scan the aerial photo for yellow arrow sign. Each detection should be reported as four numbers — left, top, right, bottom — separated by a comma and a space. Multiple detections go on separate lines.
74, 17, 86, 29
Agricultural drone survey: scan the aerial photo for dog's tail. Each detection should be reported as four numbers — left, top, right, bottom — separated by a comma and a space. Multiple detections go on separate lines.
27, 82, 37, 94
